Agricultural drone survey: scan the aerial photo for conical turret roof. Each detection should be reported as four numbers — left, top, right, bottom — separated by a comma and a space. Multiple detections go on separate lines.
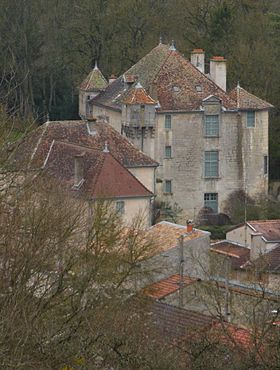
80, 63, 108, 92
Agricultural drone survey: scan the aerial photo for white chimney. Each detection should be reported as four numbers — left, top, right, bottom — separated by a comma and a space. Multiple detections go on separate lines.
191, 49, 205, 74
109, 74, 117, 84
210, 56, 227, 91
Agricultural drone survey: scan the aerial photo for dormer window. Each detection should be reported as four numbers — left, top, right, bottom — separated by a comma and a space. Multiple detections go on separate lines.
173, 86, 180, 93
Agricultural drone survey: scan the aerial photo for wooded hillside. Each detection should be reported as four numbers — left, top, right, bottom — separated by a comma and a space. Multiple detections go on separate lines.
0, 0, 279, 176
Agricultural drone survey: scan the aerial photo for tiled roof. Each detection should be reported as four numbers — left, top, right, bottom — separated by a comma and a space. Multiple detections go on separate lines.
91, 43, 239, 112
143, 221, 209, 254
144, 299, 253, 351
253, 244, 280, 273
248, 220, 280, 242
44, 141, 152, 199
211, 322, 253, 350
143, 274, 196, 299
148, 300, 213, 338
121, 83, 157, 105
80, 66, 108, 91
211, 241, 250, 269
11, 120, 158, 169
229, 86, 273, 110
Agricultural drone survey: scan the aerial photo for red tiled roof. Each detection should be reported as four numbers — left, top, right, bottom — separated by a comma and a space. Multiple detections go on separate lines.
248, 220, 280, 242
44, 141, 152, 199
253, 244, 280, 273
145, 299, 254, 351
191, 48, 204, 53
229, 86, 273, 110
121, 84, 157, 105
143, 274, 196, 299
11, 120, 158, 169
92, 43, 238, 112
211, 322, 253, 350
143, 221, 208, 255
211, 241, 250, 269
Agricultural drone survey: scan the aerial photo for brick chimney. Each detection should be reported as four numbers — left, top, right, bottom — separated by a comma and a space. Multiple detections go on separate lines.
109, 74, 117, 84
191, 49, 205, 74
74, 153, 85, 187
186, 220, 194, 233
210, 56, 227, 91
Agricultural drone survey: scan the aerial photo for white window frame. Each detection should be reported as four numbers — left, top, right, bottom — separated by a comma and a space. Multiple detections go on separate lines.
204, 151, 219, 178
116, 200, 125, 214
204, 193, 218, 213
204, 115, 219, 137
165, 114, 172, 129
164, 180, 172, 194
247, 111, 255, 128
165, 145, 172, 158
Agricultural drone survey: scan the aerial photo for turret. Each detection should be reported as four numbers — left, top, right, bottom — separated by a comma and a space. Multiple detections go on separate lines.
79, 61, 108, 119
121, 82, 157, 128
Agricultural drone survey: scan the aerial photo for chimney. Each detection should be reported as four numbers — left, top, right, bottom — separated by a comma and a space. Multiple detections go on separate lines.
109, 74, 117, 84
191, 49, 205, 74
210, 56, 227, 91
186, 220, 194, 233
74, 153, 85, 187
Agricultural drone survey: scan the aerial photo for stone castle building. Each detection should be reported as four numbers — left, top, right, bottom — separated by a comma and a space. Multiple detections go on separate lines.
79, 41, 273, 219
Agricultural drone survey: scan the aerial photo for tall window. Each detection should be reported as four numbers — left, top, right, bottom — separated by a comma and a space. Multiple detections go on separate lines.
204, 193, 218, 213
204, 115, 219, 137
247, 111, 255, 127
116, 200, 125, 214
165, 114, 172, 129
264, 155, 268, 175
165, 146, 172, 158
204, 151, 219, 177
164, 180, 172, 194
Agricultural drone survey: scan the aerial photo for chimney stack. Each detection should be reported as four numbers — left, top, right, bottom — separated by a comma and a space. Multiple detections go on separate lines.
191, 49, 205, 74
74, 153, 85, 186
186, 220, 194, 233
109, 74, 117, 84
210, 56, 227, 91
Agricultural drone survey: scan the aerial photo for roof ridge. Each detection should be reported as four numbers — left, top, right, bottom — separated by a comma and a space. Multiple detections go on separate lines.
55, 139, 100, 153
151, 49, 173, 85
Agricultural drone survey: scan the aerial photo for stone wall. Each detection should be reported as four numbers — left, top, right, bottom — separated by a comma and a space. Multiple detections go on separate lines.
91, 102, 269, 219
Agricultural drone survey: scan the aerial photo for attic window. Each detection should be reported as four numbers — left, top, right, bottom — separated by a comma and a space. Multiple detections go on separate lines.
173, 86, 180, 93
196, 85, 202, 92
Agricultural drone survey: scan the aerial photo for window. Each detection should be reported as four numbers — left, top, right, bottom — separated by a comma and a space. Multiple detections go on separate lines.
165, 146, 172, 158
247, 111, 255, 127
264, 155, 268, 175
116, 200, 125, 214
196, 85, 202, 92
204, 193, 218, 213
165, 114, 172, 129
164, 180, 172, 194
204, 151, 219, 177
204, 115, 219, 137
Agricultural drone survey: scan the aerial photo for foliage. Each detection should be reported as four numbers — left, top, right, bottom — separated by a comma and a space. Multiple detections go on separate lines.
0, 0, 279, 176
199, 225, 232, 240
223, 190, 280, 224
153, 199, 183, 224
